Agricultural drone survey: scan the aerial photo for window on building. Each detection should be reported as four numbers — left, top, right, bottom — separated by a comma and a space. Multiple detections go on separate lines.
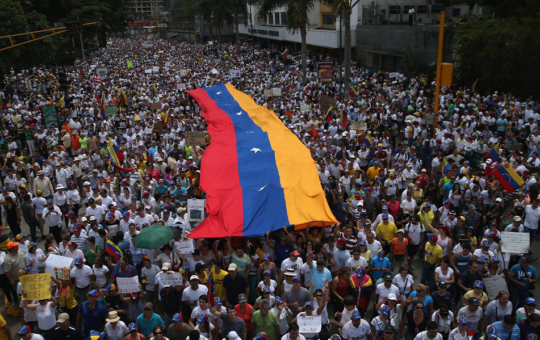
275, 12, 280, 25
452, 8, 461, 17
268, 13, 273, 24
322, 14, 335, 26
417, 5, 428, 14
389, 5, 401, 15
281, 12, 287, 25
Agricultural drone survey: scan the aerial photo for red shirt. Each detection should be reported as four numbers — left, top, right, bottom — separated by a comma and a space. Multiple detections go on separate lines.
387, 200, 401, 219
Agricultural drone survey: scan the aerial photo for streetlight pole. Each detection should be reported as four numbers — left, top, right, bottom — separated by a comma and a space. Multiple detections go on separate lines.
339, 8, 342, 81
77, 14, 85, 61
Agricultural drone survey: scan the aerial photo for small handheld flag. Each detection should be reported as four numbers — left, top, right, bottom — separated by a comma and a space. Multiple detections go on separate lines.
492, 162, 524, 193
105, 239, 123, 278
324, 106, 334, 123
282, 49, 289, 59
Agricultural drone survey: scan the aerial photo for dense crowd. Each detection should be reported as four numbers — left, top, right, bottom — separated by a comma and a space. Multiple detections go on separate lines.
0, 38, 539, 340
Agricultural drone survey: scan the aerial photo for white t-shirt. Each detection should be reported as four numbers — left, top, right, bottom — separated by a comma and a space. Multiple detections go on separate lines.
346, 256, 368, 271
93, 265, 110, 287
375, 283, 400, 303
104, 321, 129, 340
86, 205, 105, 221
70, 265, 94, 288
342, 319, 371, 340
366, 240, 382, 256
282, 334, 306, 340
141, 264, 161, 291
524, 205, 540, 230
405, 222, 425, 245
280, 258, 303, 275
414, 331, 443, 340
434, 267, 454, 288
181, 285, 209, 309
36, 302, 57, 331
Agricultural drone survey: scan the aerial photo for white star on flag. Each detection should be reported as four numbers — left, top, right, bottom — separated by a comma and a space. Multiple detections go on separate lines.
258, 185, 268, 191
237, 112, 243, 115
216, 91, 221, 95
250, 148, 262, 153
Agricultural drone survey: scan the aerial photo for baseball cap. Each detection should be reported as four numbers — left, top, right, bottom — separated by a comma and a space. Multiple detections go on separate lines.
228, 263, 238, 271
189, 275, 199, 281
468, 297, 480, 306
87, 289, 99, 297
215, 297, 222, 306
526, 297, 537, 306
291, 251, 300, 256
520, 255, 532, 263
487, 325, 497, 338
384, 326, 396, 334
74, 257, 83, 266
129, 323, 138, 332
457, 316, 468, 325
172, 313, 183, 322
7, 242, 19, 250
351, 310, 361, 320
380, 305, 390, 316
238, 293, 247, 303
382, 213, 389, 220
162, 262, 171, 270
429, 235, 438, 242
18, 325, 31, 335
474, 280, 484, 289
388, 293, 398, 301
383, 273, 393, 281
57, 313, 70, 323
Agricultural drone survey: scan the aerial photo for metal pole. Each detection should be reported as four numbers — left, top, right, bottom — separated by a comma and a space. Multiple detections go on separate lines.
339, 9, 342, 81
433, 11, 445, 132
77, 15, 85, 61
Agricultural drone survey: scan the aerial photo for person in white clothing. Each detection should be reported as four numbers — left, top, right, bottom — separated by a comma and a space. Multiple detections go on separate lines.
414, 321, 444, 340
17, 324, 46, 340
523, 199, 540, 245
449, 316, 472, 340
22, 298, 59, 337
342, 310, 371, 340
104, 310, 129, 340
70, 257, 94, 303
281, 322, 306, 340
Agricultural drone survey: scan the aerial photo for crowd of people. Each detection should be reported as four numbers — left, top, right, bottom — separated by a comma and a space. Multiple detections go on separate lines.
0, 37, 539, 340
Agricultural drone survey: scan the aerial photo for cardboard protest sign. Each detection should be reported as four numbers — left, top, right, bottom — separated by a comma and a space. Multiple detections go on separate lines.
20, 273, 51, 300
185, 131, 206, 146
117, 277, 140, 293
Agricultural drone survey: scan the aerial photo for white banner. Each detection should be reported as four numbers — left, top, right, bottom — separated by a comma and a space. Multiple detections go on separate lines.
500, 232, 529, 254
188, 199, 205, 222
96, 67, 108, 79
229, 69, 241, 78
117, 276, 140, 293
159, 272, 183, 286
298, 315, 322, 333
176, 239, 194, 254
45, 254, 74, 274
484, 275, 508, 301
272, 88, 282, 96
180, 69, 187, 76
178, 83, 186, 90
152, 66, 160, 73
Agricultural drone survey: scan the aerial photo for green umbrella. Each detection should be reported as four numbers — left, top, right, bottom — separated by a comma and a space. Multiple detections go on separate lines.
134, 224, 174, 250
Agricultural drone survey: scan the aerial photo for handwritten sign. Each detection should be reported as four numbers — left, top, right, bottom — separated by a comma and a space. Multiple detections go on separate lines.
178, 83, 186, 90
152, 66, 160, 73
117, 276, 140, 293
272, 88, 282, 96
127, 61, 133, 68
45, 254, 74, 274
320, 95, 337, 113
151, 102, 162, 111
145, 69, 152, 74
54, 267, 70, 280
105, 107, 117, 116
229, 69, 241, 78
298, 315, 322, 333
264, 89, 273, 97
188, 199, 205, 222
180, 69, 187, 76
20, 273, 51, 300
484, 275, 508, 301
176, 240, 194, 254
500, 232, 529, 254
159, 272, 183, 286
185, 131, 206, 146
300, 105, 310, 112
388, 72, 396, 79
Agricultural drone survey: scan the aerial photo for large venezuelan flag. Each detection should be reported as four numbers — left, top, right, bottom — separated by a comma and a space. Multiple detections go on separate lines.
492, 162, 524, 193
187, 83, 337, 238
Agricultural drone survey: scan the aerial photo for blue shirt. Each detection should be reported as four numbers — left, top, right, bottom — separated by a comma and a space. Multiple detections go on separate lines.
442, 181, 455, 199
136, 312, 164, 338
409, 291, 434, 313
81, 301, 109, 337
492, 321, 520, 340
274, 242, 292, 268
156, 185, 169, 195
510, 263, 538, 290
370, 257, 391, 280
310, 266, 332, 291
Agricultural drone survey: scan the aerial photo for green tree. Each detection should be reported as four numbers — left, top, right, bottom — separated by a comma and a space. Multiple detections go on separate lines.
0, 0, 59, 69
257, 0, 316, 85
322, 0, 361, 100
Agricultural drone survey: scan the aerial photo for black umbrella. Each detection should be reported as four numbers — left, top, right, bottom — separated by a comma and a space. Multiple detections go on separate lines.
169, 226, 183, 239
325, 138, 348, 147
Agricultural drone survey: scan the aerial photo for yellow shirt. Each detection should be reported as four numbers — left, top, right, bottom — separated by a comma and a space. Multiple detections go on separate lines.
58, 285, 78, 310
0, 314, 7, 340
463, 290, 488, 306
366, 166, 379, 180
424, 242, 443, 265
418, 210, 435, 229
211, 267, 228, 301
377, 222, 398, 242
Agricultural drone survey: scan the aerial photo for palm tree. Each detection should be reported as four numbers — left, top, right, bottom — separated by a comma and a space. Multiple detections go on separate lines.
324, 0, 361, 100
231, 0, 248, 54
257, 0, 316, 85
211, 0, 234, 44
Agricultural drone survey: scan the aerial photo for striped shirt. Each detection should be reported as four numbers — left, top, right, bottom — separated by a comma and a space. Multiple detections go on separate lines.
462, 211, 481, 229
231, 252, 251, 276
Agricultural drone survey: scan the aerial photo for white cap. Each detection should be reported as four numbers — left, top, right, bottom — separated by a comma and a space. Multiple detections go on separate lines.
388, 293, 398, 301
189, 275, 199, 281
496, 198, 502, 202
228, 331, 240, 340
